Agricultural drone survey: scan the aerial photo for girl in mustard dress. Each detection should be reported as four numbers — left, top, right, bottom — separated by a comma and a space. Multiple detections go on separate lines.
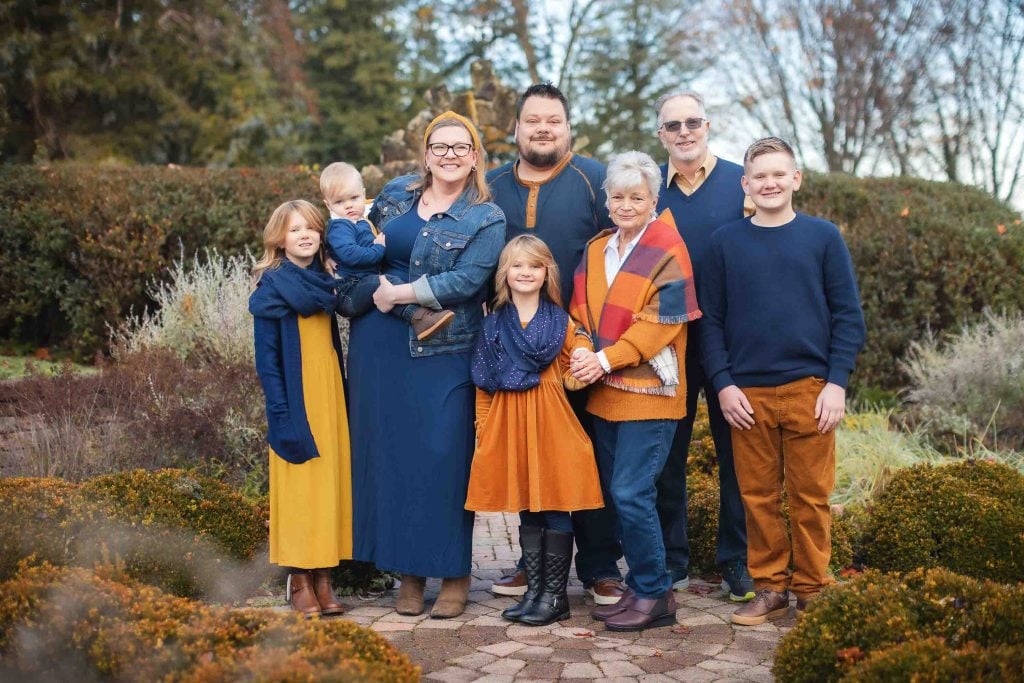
249, 199, 353, 618
467, 235, 603, 626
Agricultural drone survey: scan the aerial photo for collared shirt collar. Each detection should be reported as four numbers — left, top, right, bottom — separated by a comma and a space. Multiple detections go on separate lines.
665, 152, 718, 189
604, 219, 653, 284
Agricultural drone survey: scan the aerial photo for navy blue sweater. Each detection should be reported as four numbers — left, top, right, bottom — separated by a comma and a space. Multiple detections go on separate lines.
656, 159, 746, 281
488, 155, 612, 305
325, 217, 384, 278
699, 213, 866, 391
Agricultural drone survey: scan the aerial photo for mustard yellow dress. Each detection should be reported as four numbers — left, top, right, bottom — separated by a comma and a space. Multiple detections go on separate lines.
269, 312, 353, 568
465, 319, 604, 513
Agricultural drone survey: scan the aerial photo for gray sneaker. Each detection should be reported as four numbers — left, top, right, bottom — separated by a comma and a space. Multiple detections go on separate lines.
731, 588, 790, 625
720, 560, 755, 602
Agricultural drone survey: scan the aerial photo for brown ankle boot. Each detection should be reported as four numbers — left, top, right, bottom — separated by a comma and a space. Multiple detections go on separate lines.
410, 307, 455, 341
287, 571, 321, 618
312, 568, 345, 616
431, 575, 471, 619
395, 575, 426, 616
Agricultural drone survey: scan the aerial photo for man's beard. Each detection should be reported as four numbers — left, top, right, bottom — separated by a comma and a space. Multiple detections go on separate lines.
518, 138, 569, 169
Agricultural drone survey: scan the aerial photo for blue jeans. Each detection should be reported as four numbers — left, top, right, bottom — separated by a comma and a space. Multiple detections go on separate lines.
591, 416, 675, 599
337, 273, 415, 320
519, 510, 573, 533
656, 342, 748, 574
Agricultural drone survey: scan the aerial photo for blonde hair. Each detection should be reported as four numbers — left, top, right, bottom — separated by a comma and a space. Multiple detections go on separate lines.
319, 161, 362, 199
251, 200, 326, 286
743, 136, 797, 169
492, 235, 562, 310
409, 115, 492, 204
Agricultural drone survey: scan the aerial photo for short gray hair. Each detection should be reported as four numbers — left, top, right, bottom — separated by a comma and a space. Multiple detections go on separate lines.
654, 91, 706, 125
604, 151, 662, 204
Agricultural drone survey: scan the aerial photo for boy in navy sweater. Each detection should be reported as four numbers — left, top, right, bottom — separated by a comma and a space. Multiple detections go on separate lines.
698, 138, 865, 626
320, 162, 454, 340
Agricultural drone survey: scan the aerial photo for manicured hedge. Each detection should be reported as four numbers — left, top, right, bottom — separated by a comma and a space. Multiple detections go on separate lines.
3, 164, 1022, 392
0, 564, 419, 681
0, 164, 319, 359
773, 568, 1024, 683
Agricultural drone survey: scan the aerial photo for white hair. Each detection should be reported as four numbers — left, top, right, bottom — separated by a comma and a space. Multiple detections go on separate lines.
604, 151, 662, 204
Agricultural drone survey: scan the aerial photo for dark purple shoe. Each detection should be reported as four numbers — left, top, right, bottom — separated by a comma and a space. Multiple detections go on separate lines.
604, 590, 677, 632
591, 587, 636, 621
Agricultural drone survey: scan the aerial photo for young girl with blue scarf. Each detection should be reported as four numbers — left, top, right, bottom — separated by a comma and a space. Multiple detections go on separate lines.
249, 200, 353, 619
467, 235, 604, 626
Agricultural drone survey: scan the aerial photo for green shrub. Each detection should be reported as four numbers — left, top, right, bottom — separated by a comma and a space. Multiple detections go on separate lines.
0, 164, 319, 360
0, 564, 419, 681
773, 568, 1024, 683
904, 310, 1024, 453
0, 471, 270, 599
796, 173, 1024, 393
863, 460, 1024, 582
846, 638, 1024, 682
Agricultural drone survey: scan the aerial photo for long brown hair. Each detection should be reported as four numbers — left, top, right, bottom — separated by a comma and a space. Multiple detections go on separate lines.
409, 113, 491, 204
251, 200, 325, 286
492, 235, 562, 310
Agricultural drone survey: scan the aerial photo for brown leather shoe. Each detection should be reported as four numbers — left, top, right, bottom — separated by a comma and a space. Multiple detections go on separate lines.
592, 587, 636, 621
731, 588, 791, 626
311, 568, 345, 616
431, 575, 471, 619
604, 590, 677, 632
395, 575, 426, 616
411, 308, 455, 341
587, 578, 627, 606
287, 571, 321, 619
492, 569, 528, 597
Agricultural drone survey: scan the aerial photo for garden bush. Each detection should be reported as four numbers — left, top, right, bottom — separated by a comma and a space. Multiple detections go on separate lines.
0, 163, 319, 359
846, 638, 1024, 682
0, 471, 270, 599
0, 564, 419, 681
904, 310, 1024, 453
796, 172, 1024, 393
862, 460, 1024, 582
773, 568, 1024, 683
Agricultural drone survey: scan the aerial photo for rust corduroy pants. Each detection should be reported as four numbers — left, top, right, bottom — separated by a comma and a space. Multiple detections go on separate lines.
730, 376, 835, 599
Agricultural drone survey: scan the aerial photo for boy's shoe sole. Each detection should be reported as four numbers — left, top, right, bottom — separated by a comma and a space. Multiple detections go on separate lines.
414, 310, 455, 341
721, 580, 755, 602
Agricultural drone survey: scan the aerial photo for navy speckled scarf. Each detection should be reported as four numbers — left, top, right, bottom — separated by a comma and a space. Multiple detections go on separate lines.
249, 260, 337, 319
472, 299, 568, 394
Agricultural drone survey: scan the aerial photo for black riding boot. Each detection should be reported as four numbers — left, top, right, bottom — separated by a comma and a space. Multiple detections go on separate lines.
518, 529, 573, 625
501, 526, 544, 621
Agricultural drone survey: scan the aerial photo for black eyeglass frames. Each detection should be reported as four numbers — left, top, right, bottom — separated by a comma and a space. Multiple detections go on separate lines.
428, 142, 474, 157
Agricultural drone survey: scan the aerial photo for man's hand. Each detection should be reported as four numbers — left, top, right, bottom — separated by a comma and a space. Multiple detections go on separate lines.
373, 232, 386, 246
815, 382, 846, 433
570, 349, 605, 385
718, 385, 755, 430
372, 275, 396, 313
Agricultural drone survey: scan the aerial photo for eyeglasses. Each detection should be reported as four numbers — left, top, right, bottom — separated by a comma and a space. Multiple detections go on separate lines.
659, 118, 706, 133
428, 142, 474, 157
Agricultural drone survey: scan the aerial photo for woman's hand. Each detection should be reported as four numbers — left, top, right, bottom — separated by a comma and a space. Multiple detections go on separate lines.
570, 349, 605, 385
373, 275, 397, 313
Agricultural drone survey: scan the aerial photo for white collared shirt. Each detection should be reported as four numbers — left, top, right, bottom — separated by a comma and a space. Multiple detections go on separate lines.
596, 221, 652, 372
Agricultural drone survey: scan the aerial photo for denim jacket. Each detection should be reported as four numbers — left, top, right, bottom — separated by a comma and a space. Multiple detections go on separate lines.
369, 174, 505, 357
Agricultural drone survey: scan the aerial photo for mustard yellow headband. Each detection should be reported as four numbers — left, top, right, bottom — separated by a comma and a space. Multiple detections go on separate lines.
423, 110, 482, 151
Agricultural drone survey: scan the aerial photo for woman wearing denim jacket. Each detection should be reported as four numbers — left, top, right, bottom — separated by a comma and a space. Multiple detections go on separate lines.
348, 111, 505, 619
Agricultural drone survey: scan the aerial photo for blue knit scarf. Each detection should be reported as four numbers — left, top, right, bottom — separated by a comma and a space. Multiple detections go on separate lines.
249, 260, 337, 319
472, 299, 568, 394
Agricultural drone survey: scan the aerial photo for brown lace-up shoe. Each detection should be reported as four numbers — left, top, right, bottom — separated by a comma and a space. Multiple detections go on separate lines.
411, 307, 455, 341
311, 568, 345, 616
287, 571, 321, 619
587, 578, 627, 606
731, 588, 791, 626
492, 569, 528, 597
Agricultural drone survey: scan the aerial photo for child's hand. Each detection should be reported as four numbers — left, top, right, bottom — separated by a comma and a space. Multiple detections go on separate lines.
324, 257, 338, 276
719, 385, 755, 430
815, 382, 846, 433
570, 349, 604, 385
373, 232, 386, 246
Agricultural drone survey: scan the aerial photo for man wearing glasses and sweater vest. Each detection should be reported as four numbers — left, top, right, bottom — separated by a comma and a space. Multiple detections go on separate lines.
653, 91, 756, 604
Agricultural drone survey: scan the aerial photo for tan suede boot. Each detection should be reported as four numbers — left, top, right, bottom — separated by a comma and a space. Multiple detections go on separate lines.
431, 575, 471, 619
395, 575, 426, 616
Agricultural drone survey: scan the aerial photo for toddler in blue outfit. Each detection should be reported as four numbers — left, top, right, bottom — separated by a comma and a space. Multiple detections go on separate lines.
320, 162, 454, 340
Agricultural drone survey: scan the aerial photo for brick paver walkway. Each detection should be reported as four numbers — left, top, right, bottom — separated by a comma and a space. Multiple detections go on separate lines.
337, 513, 794, 681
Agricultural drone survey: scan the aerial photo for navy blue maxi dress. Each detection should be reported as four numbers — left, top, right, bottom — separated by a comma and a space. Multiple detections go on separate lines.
349, 208, 476, 578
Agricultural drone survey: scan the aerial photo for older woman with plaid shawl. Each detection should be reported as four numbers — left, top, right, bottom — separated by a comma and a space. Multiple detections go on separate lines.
568, 151, 702, 631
